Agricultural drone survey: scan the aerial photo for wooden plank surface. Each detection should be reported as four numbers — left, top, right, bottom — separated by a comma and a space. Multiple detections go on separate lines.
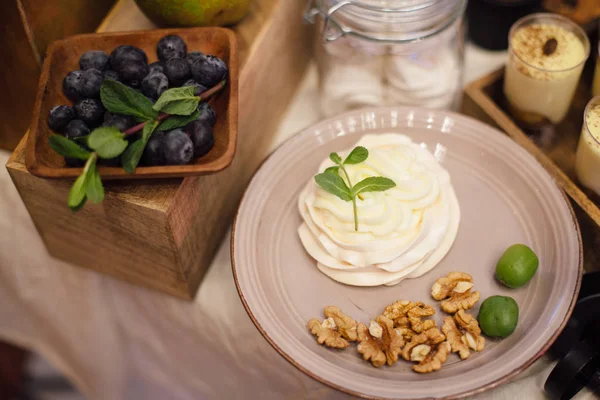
6, 0, 313, 298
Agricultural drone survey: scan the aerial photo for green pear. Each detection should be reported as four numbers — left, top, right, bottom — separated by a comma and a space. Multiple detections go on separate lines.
135, 0, 252, 27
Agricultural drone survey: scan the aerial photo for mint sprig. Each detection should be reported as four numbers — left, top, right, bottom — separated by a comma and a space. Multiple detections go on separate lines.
314, 146, 396, 231
49, 79, 227, 211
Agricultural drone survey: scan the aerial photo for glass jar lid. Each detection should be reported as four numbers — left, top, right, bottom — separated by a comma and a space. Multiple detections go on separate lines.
305, 0, 466, 43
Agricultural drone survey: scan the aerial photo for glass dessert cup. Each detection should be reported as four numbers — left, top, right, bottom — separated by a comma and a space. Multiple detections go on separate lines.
504, 13, 590, 127
575, 96, 600, 196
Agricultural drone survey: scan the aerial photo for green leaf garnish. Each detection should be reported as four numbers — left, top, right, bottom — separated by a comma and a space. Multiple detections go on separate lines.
68, 153, 100, 210
48, 135, 91, 160
344, 146, 368, 164
153, 86, 199, 115
86, 165, 104, 203
121, 120, 159, 173
100, 80, 158, 121
315, 146, 395, 231
87, 127, 128, 159
156, 109, 199, 131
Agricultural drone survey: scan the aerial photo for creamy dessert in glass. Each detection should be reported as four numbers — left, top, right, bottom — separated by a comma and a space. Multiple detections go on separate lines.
575, 97, 600, 195
504, 13, 590, 125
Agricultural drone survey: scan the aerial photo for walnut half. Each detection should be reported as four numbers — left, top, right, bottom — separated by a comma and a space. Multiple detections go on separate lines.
383, 300, 436, 333
357, 316, 404, 367
455, 310, 485, 352
442, 316, 471, 360
431, 272, 480, 313
413, 342, 451, 374
308, 306, 358, 349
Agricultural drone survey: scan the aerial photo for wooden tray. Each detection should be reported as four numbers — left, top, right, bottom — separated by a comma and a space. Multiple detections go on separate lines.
26, 27, 238, 180
463, 67, 600, 270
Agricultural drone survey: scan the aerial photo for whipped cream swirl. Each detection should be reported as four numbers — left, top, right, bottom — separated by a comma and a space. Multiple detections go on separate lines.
298, 134, 460, 287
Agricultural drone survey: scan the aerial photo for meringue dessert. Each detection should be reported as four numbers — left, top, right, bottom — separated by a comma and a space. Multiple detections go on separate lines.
298, 134, 460, 287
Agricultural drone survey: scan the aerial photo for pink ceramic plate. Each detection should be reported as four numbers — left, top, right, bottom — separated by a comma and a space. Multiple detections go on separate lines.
232, 107, 582, 399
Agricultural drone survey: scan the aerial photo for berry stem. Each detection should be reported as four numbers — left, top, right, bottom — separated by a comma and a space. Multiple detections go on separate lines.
122, 80, 227, 136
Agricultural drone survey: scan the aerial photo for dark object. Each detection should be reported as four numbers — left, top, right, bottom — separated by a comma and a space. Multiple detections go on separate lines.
164, 57, 191, 87
118, 60, 149, 88
62, 70, 84, 101
183, 79, 207, 96
148, 61, 164, 74
80, 68, 104, 98
197, 102, 216, 127
142, 72, 169, 99
47, 105, 75, 133
74, 98, 105, 127
467, 0, 542, 50
190, 54, 228, 87
103, 69, 120, 81
543, 38, 558, 55
163, 129, 193, 165
103, 112, 135, 132
98, 156, 121, 167
186, 51, 204, 67
157, 35, 187, 62
545, 272, 600, 399
185, 120, 214, 157
143, 131, 165, 166
65, 157, 86, 167
65, 119, 90, 140
79, 50, 109, 71
110, 45, 148, 71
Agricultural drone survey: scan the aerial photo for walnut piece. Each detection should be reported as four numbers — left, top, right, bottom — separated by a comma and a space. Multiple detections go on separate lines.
413, 342, 451, 373
308, 306, 358, 349
383, 300, 436, 333
402, 327, 446, 361
324, 306, 358, 342
442, 316, 470, 360
455, 310, 485, 352
357, 316, 404, 367
431, 272, 480, 313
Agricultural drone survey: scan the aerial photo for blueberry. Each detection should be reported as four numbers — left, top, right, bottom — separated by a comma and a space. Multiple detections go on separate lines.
185, 120, 214, 158
148, 61, 164, 75
64, 119, 90, 140
183, 79, 207, 96
79, 50, 109, 71
142, 72, 169, 99
142, 131, 166, 166
110, 45, 148, 71
186, 51, 204, 68
164, 57, 190, 87
48, 105, 75, 133
74, 98, 105, 127
104, 70, 120, 81
163, 129, 193, 165
118, 60, 149, 88
80, 68, 104, 98
62, 70, 84, 101
103, 112, 135, 132
156, 35, 187, 62
190, 54, 228, 88
197, 102, 216, 127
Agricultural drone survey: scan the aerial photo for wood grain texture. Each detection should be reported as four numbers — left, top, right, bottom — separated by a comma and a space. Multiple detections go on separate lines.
26, 28, 238, 179
7, 0, 313, 299
462, 68, 600, 272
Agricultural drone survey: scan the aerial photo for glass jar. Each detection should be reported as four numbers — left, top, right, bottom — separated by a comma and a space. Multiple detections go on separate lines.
304, 0, 467, 117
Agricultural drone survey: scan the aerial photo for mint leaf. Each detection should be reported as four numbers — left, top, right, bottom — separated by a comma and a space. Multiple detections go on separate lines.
329, 152, 342, 165
68, 154, 97, 210
314, 172, 352, 201
324, 166, 339, 175
121, 120, 159, 173
86, 165, 104, 203
88, 127, 128, 159
344, 146, 368, 165
153, 86, 199, 115
48, 135, 91, 160
157, 110, 200, 131
352, 177, 396, 196
100, 80, 157, 121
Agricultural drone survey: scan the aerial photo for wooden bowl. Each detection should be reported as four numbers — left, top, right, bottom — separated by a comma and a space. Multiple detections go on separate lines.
26, 27, 238, 179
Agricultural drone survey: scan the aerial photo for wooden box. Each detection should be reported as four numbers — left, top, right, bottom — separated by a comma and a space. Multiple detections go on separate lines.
6, 0, 313, 300
462, 68, 600, 271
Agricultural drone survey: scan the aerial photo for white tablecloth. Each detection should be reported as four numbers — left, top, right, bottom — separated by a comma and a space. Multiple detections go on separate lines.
0, 44, 595, 400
